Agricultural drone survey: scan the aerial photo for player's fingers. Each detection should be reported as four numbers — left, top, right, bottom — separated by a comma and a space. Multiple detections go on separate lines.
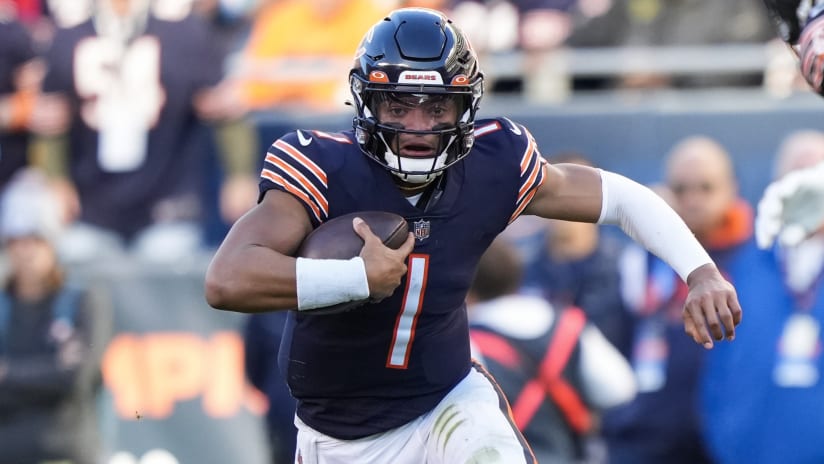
394, 232, 416, 257
352, 217, 380, 245
774, 170, 802, 199
715, 302, 736, 342
701, 296, 725, 342
684, 302, 713, 349
729, 291, 743, 328
682, 312, 703, 348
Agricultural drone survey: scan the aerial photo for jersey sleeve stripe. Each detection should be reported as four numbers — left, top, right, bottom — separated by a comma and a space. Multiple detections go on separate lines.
265, 154, 329, 214
509, 189, 538, 224
314, 130, 353, 144
519, 137, 537, 176
517, 154, 544, 203
261, 170, 324, 222
273, 140, 328, 186
510, 158, 547, 223
474, 121, 502, 138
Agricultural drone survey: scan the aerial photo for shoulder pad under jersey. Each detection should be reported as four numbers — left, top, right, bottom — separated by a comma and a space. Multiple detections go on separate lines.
259, 129, 356, 224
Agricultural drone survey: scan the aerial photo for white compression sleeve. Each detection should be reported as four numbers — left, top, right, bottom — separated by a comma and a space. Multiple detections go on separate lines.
295, 257, 371, 310
597, 169, 713, 281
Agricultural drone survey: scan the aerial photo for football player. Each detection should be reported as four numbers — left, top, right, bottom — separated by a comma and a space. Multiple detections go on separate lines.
205, 8, 741, 463
757, 1, 824, 249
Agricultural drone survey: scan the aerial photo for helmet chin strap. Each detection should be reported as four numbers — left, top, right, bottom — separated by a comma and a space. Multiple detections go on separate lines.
378, 129, 457, 184
394, 175, 438, 194
393, 169, 441, 187
377, 126, 457, 185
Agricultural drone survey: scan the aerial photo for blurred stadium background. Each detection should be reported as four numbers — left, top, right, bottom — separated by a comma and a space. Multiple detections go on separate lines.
4, 0, 824, 463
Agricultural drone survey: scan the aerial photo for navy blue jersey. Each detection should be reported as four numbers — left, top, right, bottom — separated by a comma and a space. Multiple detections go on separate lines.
260, 118, 547, 439
41, 15, 223, 240
0, 19, 35, 187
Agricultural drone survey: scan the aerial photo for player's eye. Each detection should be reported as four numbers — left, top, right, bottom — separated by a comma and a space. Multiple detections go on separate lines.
428, 105, 446, 117
387, 106, 409, 118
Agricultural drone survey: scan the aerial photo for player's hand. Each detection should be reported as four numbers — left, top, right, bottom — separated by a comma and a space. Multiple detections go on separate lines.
755, 161, 824, 249
799, 15, 824, 94
353, 217, 415, 302
683, 263, 742, 349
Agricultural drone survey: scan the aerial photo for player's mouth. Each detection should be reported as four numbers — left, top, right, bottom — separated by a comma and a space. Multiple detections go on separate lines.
399, 142, 437, 157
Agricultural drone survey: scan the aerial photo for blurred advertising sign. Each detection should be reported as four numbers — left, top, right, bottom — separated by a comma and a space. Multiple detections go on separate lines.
75, 256, 271, 464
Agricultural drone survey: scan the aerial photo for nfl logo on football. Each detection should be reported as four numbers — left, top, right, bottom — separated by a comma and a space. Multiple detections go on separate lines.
413, 219, 431, 241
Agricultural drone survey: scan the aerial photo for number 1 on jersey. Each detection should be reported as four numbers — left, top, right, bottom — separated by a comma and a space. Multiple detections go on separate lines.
386, 254, 429, 369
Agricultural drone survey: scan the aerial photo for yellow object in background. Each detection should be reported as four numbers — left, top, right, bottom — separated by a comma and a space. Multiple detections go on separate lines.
238, 0, 391, 112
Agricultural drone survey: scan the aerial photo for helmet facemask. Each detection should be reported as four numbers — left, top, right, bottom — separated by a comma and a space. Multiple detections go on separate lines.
351, 76, 482, 184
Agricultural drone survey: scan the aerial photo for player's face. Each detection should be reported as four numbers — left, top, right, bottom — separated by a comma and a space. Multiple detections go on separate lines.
375, 94, 460, 157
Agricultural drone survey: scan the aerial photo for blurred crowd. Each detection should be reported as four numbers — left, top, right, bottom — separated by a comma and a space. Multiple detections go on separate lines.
1, 0, 824, 463
0, 0, 802, 261
488, 129, 824, 464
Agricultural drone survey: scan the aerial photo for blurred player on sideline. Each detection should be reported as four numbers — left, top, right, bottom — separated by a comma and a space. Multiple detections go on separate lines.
467, 238, 636, 463
757, 1, 824, 249
205, 8, 741, 463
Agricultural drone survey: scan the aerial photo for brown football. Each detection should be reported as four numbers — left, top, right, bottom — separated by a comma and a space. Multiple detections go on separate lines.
296, 211, 409, 315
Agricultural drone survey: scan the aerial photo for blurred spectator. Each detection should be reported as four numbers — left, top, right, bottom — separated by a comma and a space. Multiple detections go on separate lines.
613, 0, 775, 89
603, 135, 752, 464
0, 9, 38, 186
32, 0, 259, 263
0, 6, 68, 190
0, 168, 113, 464
233, 0, 391, 112
9, 0, 43, 24
449, 0, 620, 96
244, 310, 298, 464
44, 0, 93, 28
701, 129, 824, 464
468, 238, 636, 464
518, 152, 633, 354
191, 0, 259, 60
450, 0, 615, 53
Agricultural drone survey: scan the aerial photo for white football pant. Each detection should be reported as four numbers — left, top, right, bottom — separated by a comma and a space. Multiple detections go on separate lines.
293, 364, 535, 464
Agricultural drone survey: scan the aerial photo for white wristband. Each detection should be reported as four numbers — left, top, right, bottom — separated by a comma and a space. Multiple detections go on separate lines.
295, 257, 371, 310
597, 169, 713, 281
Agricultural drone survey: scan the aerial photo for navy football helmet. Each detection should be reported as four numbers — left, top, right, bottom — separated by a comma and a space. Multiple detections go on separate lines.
350, 8, 484, 184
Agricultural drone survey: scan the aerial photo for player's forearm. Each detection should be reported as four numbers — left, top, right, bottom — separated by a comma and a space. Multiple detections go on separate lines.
205, 245, 300, 312
597, 170, 713, 282
207, 190, 315, 312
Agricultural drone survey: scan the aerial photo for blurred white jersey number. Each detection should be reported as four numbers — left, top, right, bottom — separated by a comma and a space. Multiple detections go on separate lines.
74, 35, 166, 172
